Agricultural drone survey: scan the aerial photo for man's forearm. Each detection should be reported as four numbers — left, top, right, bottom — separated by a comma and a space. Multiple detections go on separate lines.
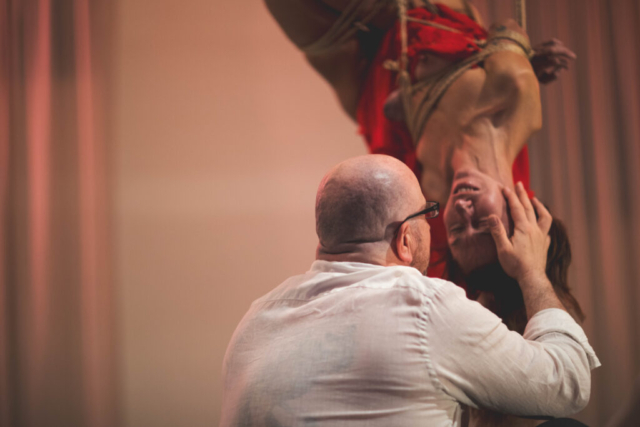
519, 273, 566, 320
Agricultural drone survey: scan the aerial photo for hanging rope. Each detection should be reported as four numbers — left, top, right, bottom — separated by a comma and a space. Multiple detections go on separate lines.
515, 0, 526, 32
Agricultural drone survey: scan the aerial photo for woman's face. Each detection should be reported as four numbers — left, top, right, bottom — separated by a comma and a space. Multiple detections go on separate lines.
444, 169, 512, 274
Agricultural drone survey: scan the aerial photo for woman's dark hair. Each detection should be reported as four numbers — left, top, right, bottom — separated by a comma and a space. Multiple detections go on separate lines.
444, 216, 585, 333
546, 217, 585, 322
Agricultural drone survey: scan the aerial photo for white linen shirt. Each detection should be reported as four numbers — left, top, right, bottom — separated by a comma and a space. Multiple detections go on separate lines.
220, 261, 600, 427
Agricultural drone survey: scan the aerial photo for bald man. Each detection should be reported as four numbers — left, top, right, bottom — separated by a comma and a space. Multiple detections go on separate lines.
220, 155, 599, 427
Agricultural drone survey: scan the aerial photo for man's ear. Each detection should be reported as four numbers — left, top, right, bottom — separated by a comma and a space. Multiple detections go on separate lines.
394, 222, 414, 265
383, 89, 406, 122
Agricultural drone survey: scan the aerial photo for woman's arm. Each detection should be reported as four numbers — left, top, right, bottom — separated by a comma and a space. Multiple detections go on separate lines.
480, 20, 542, 160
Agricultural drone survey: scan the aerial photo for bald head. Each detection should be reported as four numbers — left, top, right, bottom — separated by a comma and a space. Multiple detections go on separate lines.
315, 155, 423, 252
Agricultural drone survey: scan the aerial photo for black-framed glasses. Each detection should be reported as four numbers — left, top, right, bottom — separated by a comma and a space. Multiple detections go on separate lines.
399, 201, 439, 227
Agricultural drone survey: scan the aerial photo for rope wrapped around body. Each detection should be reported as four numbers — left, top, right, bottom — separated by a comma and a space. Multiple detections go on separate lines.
306, 1, 534, 279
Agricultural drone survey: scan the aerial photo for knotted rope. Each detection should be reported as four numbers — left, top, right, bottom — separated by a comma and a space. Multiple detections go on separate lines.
393, 0, 530, 143
301, 0, 530, 144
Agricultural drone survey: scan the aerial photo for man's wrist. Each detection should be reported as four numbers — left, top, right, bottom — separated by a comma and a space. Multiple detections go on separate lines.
517, 271, 566, 319
517, 270, 551, 290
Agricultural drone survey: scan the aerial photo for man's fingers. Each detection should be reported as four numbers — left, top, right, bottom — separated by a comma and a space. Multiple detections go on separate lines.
503, 186, 527, 225
532, 197, 553, 234
516, 182, 536, 223
488, 215, 511, 253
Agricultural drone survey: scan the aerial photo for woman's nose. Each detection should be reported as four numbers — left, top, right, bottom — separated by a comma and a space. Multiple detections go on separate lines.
454, 199, 473, 218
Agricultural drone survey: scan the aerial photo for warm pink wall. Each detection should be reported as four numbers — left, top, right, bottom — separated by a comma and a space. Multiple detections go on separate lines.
112, 0, 365, 425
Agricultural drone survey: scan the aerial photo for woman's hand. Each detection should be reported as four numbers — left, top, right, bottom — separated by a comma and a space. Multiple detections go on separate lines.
531, 38, 577, 84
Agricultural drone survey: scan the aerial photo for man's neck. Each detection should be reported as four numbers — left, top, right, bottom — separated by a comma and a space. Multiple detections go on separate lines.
316, 242, 388, 266
315, 253, 385, 265
316, 244, 384, 265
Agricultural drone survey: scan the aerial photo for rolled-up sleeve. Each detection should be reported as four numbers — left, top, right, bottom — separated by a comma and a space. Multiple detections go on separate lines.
423, 282, 600, 417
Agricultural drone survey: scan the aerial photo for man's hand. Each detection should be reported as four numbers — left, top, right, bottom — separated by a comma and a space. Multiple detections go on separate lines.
530, 38, 576, 84
487, 182, 552, 283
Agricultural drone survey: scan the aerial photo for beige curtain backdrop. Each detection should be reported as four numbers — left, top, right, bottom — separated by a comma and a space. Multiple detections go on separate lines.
2, 0, 638, 426
475, 0, 640, 425
528, 0, 640, 424
0, 1, 117, 426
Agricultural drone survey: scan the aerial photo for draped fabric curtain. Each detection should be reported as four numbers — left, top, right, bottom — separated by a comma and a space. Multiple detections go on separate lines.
0, 1, 117, 426
474, 0, 640, 425
1, 0, 638, 426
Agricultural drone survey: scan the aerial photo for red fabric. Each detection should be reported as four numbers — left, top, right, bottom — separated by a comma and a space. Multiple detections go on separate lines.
404, 6, 487, 71
357, 5, 533, 280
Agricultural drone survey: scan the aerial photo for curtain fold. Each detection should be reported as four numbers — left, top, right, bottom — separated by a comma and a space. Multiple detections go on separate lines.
515, 0, 640, 425
469, 1, 639, 424
0, 1, 117, 426
2, 0, 639, 426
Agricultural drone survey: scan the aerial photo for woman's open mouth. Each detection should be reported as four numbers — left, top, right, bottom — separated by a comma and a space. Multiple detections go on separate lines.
452, 182, 480, 195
